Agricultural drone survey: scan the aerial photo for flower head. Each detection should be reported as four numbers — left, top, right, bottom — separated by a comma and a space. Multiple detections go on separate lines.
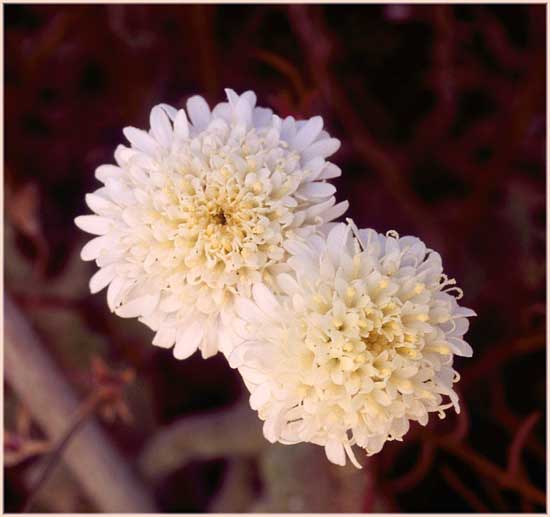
75, 89, 347, 360
227, 222, 475, 467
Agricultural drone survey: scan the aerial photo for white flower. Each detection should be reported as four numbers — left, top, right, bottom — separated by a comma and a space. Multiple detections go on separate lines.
75, 89, 347, 360
227, 222, 475, 468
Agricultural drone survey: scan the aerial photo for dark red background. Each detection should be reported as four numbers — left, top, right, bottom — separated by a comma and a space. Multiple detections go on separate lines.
4, 4, 546, 513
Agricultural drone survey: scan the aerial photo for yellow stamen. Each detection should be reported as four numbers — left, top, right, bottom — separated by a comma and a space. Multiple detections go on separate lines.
414, 283, 425, 294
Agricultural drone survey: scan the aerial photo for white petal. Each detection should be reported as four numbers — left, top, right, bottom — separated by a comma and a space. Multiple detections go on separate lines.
283, 238, 314, 258
186, 95, 211, 131
239, 366, 267, 384
318, 163, 342, 180
140, 312, 165, 331
320, 252, 335, 279
305, 197, 335, 219
159, 294, 184, 312
217, 323, 236, 356
107, 276, 128, 311
80, 235, 110, 261
292, 116, 323, 151
156, 103, 177, 120
123, 127, 159, 155
447, 337, 473, 357
241, 90, 257, 108
95, 164, 122, 182
249, 383, 271, 410
374, 389, 392, 406
234, 296, 266, 323
253, 107, 273, 127
321, 200, 349, 223
152, 327, 177, 349
276, 273, 299, 295
234, 96, 253, 127
366, 435, 386, 455
224, 88, 239, 105
227, 344, 247, 369
303, 157, 326, 180
174, 322, 204, 360
252, 283, 280, 317
262, 417, 280, 443
301, 138, 341, 162
200, 321, 219, 359
451, 317, 470, 337
326, 223, 350, 265
456, 307, 477, 318
344, 442, 363, 469
212, 102, 232, 121
149, 105, 173, 147
85, 193, 116, 214
89, 265, 117, 294
174, 109, 189, 139
116, 293, 160, 318
280, 116, 297, 142
297, 182, 336, 199
113, 144, 138, 167
75, 215, 111, 235
325, 439, 346, 466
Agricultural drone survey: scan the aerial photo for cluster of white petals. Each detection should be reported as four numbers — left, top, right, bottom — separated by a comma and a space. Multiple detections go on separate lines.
75, 89, 347, 360
227, 223, 475, 467
77, 88, 475, 467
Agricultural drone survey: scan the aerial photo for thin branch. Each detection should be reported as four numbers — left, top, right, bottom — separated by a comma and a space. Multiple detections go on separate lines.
461, 334, 544, 389
440, 465, 489, 512
207, 458, 257, 513
139, 400, 266, 480
433, 438, 545, 506
387, 441, 436, 494
22, 390, 103, 512
507, 412, 541, 477
4, 294, 157, 512
490, 376, 546, 463
287, 5, 441, 246
253, 49, 308, 100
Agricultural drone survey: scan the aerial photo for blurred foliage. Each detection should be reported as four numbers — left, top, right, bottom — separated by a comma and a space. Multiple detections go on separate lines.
4, 4, 546, 513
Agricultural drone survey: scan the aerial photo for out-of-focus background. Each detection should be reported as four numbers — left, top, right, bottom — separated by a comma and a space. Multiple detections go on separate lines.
4, 4, 546, 513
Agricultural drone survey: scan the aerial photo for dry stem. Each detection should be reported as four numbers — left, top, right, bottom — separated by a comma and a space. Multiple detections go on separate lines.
4, 295, 157, 512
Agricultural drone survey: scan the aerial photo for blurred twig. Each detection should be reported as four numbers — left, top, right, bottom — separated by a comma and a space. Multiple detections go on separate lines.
253, 49, 308, 100
4, 294, 157, 512
252, 443, 373, 513
207, 458, 257, 513
4, 431, 51, 468
408, 6, 457, 160
24, 11, 75, 77
458, 49, 545, 234
480, 477, 508, 512
5, 182, 49, 277
287, 5, 441, 246
13, 293, 82, 311
490, 377, 545, 462
506, 411, 541, 477
4, 404, 52, 467
139, 400, 266, 480
22, 358, 136, 511
440, 465, 489, 512
22, 390, 102, 512
387, 441, 436, 494
432, 438, 546, 506
107, 5, 155, 49
462, 333, 544, 389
